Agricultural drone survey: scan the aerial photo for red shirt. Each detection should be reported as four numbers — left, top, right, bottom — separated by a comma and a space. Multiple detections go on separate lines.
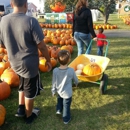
96, 33, 106, 46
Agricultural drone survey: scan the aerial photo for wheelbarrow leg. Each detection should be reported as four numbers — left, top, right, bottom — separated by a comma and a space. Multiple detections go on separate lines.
99, 74, 108, 94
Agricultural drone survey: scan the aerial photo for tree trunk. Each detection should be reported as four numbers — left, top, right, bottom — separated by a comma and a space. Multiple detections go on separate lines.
103, 6, 110, 24
103, 13, 109, 24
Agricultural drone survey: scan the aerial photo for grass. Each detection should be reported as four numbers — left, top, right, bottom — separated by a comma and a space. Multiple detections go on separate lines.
1, 14, 130, 130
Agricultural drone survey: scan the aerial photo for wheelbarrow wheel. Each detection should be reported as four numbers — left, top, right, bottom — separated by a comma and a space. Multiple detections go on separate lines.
99, 74, 108, 95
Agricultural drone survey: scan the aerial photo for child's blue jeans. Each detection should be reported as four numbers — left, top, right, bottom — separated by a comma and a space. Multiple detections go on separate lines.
97, 46, 103, 56
56, 95, 72, 122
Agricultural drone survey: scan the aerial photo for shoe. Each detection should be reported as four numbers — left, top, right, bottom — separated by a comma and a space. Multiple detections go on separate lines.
25, 108, 40, 124
64, 118, 71, 124
56, 111, 61, 115
15, 107, 25, 117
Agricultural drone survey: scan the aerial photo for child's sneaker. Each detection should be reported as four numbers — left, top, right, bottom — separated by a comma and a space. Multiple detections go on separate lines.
56, 111, 61, 115
15, 105, 25, 117
64, 118, 71, 124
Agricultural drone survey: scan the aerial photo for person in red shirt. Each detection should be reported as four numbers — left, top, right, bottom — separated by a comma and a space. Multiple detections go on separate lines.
97, 27, 106, 56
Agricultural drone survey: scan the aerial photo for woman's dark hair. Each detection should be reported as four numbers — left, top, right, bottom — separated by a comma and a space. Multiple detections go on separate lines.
11, 0, 27, 7
75, 0, 88, 15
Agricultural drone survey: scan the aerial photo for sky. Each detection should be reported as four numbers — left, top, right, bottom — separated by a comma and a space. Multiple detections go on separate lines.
28, 0, 39, 6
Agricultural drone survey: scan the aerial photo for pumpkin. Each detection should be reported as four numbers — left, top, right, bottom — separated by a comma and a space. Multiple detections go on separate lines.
3, 67, 14, 74
0, 104, 6, 126
70, 38, 76, 46
0, 81, 11, 101
50, 57, 57, 67
59, 39, 65, 45
39, 57, 48, 72
2, 55, 8, 62
0, 48, 5, 54
1, 71, 20, 87
83, 62, 101, 76
60, 45, 70, 53
0, 67, 4, 76
50, 1, 66, 12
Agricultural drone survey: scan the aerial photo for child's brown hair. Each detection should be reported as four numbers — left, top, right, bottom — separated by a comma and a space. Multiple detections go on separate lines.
98, 27, 104, 33
57, 50, 71, 65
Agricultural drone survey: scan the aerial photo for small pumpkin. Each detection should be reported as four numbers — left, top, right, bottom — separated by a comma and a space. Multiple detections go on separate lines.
50, 57, 57, 68
83, 62, 101, 76
39, 57, 48, 72
0, 104, 6, 126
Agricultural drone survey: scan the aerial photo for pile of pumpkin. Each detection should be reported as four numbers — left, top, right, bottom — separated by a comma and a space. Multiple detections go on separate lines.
93, 24, 117, 30
38, 44, 74, 72
119, 15, 130, 26
43, 29, 76, 46
39, 23, 73, 29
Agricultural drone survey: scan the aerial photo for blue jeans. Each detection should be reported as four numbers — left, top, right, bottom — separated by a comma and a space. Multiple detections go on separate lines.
74, 32, 92, 56
97, 46, 103, 56
56, 95, 72, 122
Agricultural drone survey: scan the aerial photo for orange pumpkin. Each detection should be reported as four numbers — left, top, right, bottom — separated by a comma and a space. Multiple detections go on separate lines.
0, 104, 6, 126
60, 45, 70, 53
39, 57, 48, 72
3, 68, 14, 74
70, 38, 76, 46
0, 48, 5, 54
1, 71, 20, 87
2, 55, 8, 62
0, 81, 11, 101
50, 58, 57, 68
83, 62, 101, 76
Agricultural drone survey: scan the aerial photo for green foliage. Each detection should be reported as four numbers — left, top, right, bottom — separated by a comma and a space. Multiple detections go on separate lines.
44, 1, 52, 13
89, 0, 116, 14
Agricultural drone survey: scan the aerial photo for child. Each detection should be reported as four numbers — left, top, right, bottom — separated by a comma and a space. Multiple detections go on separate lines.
51, 50, 78, 124
96, 27, 107, 56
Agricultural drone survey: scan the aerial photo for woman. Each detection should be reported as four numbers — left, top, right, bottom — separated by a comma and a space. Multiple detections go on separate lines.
73, 0, 97, 56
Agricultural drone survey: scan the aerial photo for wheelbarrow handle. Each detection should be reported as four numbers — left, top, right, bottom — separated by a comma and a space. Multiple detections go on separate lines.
87, 39, 110, 57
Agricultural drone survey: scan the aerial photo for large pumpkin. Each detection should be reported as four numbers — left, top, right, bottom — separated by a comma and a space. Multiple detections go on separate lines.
83, 62, 101, 76
0, 81, 11, 101
0, 104, 6, 126
1, 71, 20, 87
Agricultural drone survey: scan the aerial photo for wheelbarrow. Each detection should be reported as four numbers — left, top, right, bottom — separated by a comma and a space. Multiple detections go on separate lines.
69, 39, 110, 94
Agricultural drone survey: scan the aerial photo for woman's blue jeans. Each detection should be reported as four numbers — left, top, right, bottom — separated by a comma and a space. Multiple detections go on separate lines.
74, 32, 92, 56
56, 95, 72, 122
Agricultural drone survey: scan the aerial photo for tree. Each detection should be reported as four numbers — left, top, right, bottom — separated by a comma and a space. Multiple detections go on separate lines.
88, 0, 116, 24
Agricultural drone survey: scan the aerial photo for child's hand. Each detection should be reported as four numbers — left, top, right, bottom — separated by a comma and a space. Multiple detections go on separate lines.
93, 37, 97, 41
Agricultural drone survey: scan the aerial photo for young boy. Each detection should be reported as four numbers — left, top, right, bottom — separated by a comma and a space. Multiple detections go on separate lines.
96, 27, 107, 56
51, 50, 78, 124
